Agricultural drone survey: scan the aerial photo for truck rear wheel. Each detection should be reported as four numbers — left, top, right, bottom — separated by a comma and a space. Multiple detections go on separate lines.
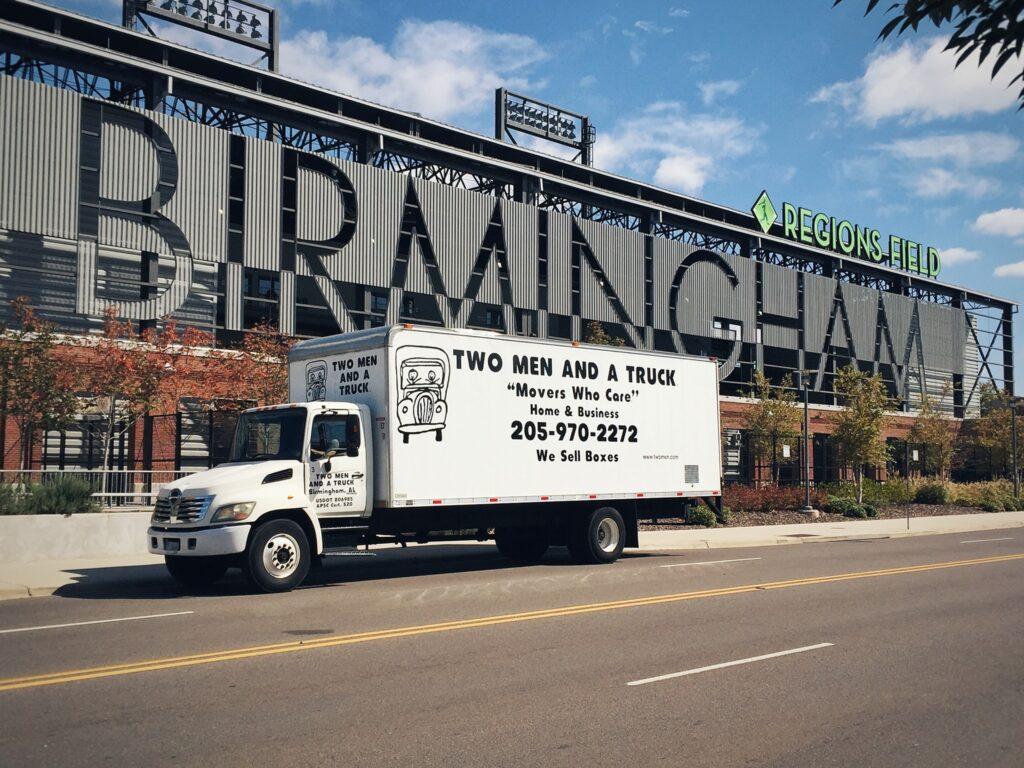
494, 527, 549, 562
165, 555, 228, 591
244, 520, 311, 593
567, 507, 625, 564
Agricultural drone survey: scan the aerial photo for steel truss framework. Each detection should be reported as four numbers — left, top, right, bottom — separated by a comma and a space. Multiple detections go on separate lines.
0, 0, 1015, 405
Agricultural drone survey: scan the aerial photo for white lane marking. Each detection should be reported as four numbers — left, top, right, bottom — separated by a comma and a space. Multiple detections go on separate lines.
659, 557, 762, 568
627, 643, 834, 686
0, 611, 194, 635
960, 537, 1014, 544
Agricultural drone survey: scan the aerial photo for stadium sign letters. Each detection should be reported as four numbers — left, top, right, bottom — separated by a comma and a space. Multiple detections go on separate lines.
751, 191, 941, 278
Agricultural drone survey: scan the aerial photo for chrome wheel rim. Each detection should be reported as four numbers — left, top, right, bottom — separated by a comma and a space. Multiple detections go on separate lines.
263, 533, 300, 579
596, 516, 620, 553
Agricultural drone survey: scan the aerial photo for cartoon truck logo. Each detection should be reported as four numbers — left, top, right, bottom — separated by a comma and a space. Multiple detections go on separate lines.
395, 345, 449, 443
305, 360, 327, 401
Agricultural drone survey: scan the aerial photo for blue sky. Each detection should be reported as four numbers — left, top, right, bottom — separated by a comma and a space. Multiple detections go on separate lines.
53, 0, 1024, 370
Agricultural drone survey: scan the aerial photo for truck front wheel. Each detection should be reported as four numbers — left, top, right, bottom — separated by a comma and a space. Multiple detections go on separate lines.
165, 555, 228, 591
244, 520, 311, 593
567, 507, 625, 564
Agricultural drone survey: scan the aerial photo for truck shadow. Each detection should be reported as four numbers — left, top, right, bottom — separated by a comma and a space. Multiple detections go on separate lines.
47, 545, 662, 601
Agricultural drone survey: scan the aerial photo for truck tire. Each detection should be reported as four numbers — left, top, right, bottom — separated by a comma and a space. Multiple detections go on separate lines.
244, 519, 311, 593
165, 555, 228, 591
567, 507, 625, 565
494, 527, 549, 562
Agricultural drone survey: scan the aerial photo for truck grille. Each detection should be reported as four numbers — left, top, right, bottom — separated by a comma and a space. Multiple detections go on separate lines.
152, 495, 212, 524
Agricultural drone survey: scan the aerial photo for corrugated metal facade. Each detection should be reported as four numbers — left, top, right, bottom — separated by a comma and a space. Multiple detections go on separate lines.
0, 77, 79, 240
0, 73, 991, 409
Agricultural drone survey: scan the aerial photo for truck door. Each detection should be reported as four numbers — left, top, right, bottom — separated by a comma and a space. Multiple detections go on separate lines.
307, 412, 368, 518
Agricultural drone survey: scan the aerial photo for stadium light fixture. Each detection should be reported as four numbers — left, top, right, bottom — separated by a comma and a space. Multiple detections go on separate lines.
495, 88, 595, 166
122, 0, 279, 71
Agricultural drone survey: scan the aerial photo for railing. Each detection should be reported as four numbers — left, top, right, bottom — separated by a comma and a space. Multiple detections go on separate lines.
0, 468, 196, 508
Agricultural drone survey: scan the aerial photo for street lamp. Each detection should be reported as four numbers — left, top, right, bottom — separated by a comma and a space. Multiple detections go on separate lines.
792, 370, 815, 513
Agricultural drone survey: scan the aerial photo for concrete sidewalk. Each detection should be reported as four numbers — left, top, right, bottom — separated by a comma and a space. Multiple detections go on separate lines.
639, 510, 1024, 551
1, 511, 1022, 600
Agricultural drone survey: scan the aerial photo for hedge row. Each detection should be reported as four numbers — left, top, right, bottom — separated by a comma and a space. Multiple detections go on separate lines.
0, 477, 100, 516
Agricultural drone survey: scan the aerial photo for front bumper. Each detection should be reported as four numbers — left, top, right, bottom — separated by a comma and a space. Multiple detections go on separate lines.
147, 525, 251, 557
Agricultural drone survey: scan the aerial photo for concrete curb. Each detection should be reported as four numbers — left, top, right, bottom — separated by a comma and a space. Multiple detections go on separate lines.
637, 511, 1024, 551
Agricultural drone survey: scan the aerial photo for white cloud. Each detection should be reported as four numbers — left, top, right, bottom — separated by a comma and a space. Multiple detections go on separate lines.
654, 152, 714, 193
594, 102, 760, 195
634, 20, 672, 34
669, 8, 690, 17
994, 261, 1024, 278
810, 37, 1020, 124
877, 132, 1020, 167
974, 208, 1024, 238
279, 21, 545, 122
687, 51, 710, 69
698, 79, 741, 105
907, 167, 998, 199
939, 247, 982, 266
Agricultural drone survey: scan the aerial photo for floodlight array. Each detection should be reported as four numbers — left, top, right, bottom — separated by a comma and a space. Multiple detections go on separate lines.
155, 0, 266, 40
505, 99, 578, 141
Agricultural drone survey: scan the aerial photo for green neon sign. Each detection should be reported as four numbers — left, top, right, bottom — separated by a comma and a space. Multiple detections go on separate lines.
750, 191, 941, 278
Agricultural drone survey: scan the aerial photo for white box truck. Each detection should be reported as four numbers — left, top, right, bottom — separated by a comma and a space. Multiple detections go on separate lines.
148, 326, 722, 592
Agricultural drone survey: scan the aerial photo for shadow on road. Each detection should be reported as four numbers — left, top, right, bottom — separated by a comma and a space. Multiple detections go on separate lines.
48, 545, 663, 601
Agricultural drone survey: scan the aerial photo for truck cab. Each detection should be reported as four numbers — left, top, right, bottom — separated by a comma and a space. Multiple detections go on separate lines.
148, 401, 370, 592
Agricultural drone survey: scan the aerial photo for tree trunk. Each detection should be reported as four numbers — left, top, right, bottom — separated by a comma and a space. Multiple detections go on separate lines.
855, 465, 863, 504
18, 420, 32, 473
101, 395, 118, 497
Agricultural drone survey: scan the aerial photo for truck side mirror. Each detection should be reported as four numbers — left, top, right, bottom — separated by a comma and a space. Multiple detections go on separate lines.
346, 415, 361, 457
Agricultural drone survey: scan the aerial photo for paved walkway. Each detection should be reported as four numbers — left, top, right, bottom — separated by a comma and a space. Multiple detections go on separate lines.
639, 510, 1024, 550
1, 511, 1022, 600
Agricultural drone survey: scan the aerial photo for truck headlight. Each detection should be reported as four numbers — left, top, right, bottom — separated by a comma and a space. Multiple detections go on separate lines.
212, 502, 256, 523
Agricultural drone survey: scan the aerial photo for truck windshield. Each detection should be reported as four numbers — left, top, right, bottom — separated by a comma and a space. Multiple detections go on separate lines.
228, 408, 306, 463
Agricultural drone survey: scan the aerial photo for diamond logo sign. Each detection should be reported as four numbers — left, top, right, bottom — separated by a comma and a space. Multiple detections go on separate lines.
751, 190, 777, 233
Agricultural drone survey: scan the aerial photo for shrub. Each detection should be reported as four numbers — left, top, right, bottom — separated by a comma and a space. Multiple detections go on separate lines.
686, 507, 717, 528
978, 499, 1003, 513
844, 506, 868, 519
914, 482, 949, 505
823, 496, 859, 516
862, 504, 878, 518
819, 478, 916, 506
723, 484, 825, 514
21, 477, 99, 515
948, 480, 1013, 509
0, 483, 28, 515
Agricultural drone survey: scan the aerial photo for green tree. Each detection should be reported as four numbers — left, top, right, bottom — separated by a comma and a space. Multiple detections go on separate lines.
0, 298, 79, 470
907, 386, 958, 479
835, 1, 1024, 108
742, 371, 801, 485
78, 309, 168, 493
583, 321, 625, 347
968, 382, 1022, 478
831, 366, 890, 503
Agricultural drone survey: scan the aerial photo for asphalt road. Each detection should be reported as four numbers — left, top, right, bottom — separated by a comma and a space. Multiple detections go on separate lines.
0, 530, 1022, 767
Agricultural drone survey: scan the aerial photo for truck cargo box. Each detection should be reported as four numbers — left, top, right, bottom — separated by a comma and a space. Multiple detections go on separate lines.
288, 326, 722, 510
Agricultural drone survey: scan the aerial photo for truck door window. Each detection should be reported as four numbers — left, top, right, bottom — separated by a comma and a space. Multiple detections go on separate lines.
310, 416, 350, 458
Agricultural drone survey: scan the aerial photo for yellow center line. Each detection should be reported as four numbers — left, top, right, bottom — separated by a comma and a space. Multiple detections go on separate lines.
2, 552, 1022, 693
